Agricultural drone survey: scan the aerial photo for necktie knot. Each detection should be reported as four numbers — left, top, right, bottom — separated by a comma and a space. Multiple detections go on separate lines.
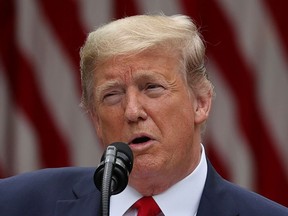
132, 196, 161, 216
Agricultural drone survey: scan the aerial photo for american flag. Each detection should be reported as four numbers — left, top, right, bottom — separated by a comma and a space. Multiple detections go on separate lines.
1, 0, 287, 207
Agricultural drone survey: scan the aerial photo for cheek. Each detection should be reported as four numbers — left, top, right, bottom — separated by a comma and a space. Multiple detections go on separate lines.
157, 99, 195, 134
158, 99, 195, 155
96, 108, 124, 142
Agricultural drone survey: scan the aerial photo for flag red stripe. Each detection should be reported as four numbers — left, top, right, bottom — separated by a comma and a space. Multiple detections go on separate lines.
205, 138, 231, 180
0, 164, 4, 178
38, 0, 86, 89
113, 0, 140, 19
0, 0, 71, 170
264, 0, 288, 60
2, 52, 73, 169
0, 0, 16, 176
2, 102, 15, 176
201, 1, 288, 205
181, 0, 288, 206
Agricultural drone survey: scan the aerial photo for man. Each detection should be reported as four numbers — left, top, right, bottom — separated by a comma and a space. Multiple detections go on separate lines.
0, 14, 287, 216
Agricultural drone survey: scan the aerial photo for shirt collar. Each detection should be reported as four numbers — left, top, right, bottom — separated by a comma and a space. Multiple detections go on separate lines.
110, 144, 207, 216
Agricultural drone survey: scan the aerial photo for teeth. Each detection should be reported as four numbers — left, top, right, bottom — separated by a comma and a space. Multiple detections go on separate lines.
132, 136, 150, 144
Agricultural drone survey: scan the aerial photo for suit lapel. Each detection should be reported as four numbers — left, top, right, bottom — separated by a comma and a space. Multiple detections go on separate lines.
54, 160, 240, 216
55, 192, 100, 216
197, 160, 239, 216
54, 172, 101, 216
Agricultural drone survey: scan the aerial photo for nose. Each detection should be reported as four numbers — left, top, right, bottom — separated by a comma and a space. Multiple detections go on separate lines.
124, 89, 147, 123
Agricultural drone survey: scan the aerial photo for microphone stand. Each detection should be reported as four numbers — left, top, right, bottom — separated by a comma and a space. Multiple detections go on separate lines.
95, 142, 133, 216
101, 146, 117, 216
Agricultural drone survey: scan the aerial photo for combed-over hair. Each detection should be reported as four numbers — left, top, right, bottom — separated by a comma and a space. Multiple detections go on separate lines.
80, 14, 214, 112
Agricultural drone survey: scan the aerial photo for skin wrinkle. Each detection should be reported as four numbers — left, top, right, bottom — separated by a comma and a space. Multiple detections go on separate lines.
92, 49, 211, 196
95, 80, 122, 104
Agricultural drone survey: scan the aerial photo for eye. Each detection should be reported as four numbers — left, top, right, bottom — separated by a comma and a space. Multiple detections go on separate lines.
103, 91, 117, 98
144, 83, 165, 97
146, 83, 162, 89
102, 90, 123, 105
146, 83, 163, 90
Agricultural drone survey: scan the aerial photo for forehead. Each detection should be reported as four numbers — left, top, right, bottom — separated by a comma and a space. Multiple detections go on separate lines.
94, 50, 181, 85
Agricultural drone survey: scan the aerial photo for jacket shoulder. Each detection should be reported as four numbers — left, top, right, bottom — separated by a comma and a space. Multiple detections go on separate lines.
0, 167, 95, 192
222, 179, 288, 215
199, 160, 288, 216
0, 167, 96, 215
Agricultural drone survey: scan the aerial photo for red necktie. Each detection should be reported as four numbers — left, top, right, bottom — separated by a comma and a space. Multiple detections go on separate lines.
132, 196, 161, 216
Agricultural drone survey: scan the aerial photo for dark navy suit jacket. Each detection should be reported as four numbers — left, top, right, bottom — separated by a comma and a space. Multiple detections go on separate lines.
0, 160, 287, 216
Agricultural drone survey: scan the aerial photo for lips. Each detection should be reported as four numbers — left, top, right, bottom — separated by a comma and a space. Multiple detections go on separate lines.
131, 136, 151, 144
128, 134, 154, 145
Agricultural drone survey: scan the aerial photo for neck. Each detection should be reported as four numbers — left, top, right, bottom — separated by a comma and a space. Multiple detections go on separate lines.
129, 148, 201, 196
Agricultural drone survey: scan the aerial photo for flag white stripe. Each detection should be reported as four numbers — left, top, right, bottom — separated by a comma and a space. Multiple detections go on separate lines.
217, 0, 288, 174
13, 110, 41, 173
79, 0, 113, 32
16, 0, 101, 167
208, 62, 256, 189
0, 63, 40, 174
0, 63, 9, 174
136, 0, 182, 15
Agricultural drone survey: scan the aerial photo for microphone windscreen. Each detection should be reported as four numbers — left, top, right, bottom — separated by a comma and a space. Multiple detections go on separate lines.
94, 142, 133, 194
112, 142, 133, 172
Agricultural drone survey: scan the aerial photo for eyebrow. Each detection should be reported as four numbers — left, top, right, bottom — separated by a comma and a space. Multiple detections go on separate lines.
95, 80, 122, 100
94, 70, 166, 99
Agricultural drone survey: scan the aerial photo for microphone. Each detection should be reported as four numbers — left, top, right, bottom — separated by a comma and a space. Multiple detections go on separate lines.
94, 142, 133, 195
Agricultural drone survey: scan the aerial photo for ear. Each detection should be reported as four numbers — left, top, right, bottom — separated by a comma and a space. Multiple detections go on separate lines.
194, 92, 212, 125
90, 111, 104, 147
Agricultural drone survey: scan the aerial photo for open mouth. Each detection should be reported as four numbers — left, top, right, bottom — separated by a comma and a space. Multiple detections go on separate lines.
131, 136, 151, 144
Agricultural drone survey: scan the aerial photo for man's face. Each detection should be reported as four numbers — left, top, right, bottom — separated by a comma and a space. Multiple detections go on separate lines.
92, 50, 210, 195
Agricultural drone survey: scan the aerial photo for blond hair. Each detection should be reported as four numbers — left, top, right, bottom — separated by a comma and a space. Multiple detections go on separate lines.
80, 14, 214, 112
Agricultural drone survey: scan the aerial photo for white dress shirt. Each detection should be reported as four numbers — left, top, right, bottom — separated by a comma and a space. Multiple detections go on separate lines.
110, 145, 208, 216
